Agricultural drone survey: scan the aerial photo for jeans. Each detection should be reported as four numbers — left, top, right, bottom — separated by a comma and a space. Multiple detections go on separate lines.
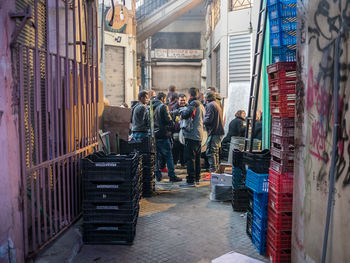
132, 132, 148, 142
184, 139, 201, 183
206, 135, 222, 172
155, 138, 175, 179
172, 138, 185, 166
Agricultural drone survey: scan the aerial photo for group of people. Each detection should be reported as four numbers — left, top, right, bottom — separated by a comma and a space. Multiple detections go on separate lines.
130, 85, 259, 187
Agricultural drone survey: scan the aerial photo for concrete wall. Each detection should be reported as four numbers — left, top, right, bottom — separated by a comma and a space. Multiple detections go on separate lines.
293, 0, 350, 262
0, 1, 25, 262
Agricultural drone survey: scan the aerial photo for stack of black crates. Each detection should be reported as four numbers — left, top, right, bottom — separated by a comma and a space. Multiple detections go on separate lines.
120, 137, 156, 197
81, 151, 142, 244
231, 149, 249, 212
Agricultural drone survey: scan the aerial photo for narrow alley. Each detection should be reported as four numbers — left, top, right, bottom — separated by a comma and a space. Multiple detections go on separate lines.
1, 0, 350, 263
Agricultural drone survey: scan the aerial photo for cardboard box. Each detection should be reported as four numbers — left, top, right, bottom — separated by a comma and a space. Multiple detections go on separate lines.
211, 173, 232, 186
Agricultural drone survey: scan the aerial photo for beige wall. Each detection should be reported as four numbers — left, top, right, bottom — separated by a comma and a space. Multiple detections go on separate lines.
152, 65, 201, 94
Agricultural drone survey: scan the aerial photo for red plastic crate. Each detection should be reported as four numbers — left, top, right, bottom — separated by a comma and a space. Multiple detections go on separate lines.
271, 118, 295, 128
267, 62, 296, 74
267, 241, 292, 263
268, 207, 293, 231
269, 168, 294, 193
269, 188, 293, 212
271, 146, 294, 161
267, 223, 292, 249
271, 134, 294, 152
268, 78, 296, 92
270, 104, 295, 118
270, 93, 296, 106
271, 125, 294, 137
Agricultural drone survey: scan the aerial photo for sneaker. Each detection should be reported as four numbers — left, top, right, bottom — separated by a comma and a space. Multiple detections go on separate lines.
169, 176, 183, 182
160, 168, 169, 173
195, 180, 200, 185
203, 173, 211, 181
180, 182, 195, 187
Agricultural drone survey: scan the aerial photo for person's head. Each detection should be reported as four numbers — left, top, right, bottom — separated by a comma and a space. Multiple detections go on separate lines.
188, 87, 199, 99
168, 85, 176, 93
138, 91, 149, 105
208, 86, 216, 93
156, 92, 167, 104
235, 110, 246, 119
147, 89, 156, 99
178, 94, 187, 107
169, 93, 178, 103
205, 91, 216, 103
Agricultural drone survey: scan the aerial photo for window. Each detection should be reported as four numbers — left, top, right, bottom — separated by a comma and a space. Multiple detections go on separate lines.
231, 0, 252, 11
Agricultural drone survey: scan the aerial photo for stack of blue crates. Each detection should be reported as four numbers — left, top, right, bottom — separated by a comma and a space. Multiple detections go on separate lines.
268, 0, 297, 63
246, 169, 269, 255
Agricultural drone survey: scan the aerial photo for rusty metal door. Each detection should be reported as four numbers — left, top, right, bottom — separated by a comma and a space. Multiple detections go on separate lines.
13, 0, 99, 259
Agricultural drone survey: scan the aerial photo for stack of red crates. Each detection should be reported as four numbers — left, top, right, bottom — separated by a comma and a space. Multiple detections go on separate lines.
266, 62, 296, 263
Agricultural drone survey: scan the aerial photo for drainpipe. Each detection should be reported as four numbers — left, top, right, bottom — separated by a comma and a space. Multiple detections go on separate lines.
145, 37, 152, 90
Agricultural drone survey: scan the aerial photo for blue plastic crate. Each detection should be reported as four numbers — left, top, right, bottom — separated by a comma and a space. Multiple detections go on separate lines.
245, 169, 269, 193
272, 46, 296, 63
232, 167, 246, 189
270, 31, 296, 46
267, 0, 296, 5
253, 192, 269, 218
252, 220, 267, 244
253, 204, 268, 230
252, 231, 267, 255
268, 1, 297, 20
269, 17, 297, 33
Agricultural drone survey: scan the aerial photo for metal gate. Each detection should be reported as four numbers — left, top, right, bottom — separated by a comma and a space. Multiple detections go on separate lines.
13, 0, 99, 259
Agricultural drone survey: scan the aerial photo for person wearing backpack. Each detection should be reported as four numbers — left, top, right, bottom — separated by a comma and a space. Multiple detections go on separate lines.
153, 92, 183, 183
179, 87, 205, 187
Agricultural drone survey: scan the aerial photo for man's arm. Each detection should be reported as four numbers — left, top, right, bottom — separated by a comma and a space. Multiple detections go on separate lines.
161, 105, 174, 126
203, 104, 214, 127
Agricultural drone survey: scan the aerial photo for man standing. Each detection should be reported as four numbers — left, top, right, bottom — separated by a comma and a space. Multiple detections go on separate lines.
131, 91, 149, 141
170, 94, 187, 167
180, 87, 205, 187
153, 92, 182, 183
203, 91, 225, 173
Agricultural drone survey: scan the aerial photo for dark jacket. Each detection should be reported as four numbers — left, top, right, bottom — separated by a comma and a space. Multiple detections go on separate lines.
203, 101, 225, 136
131, 102, 149, 133
180, 97, 204, 141
222, 117, 246, 143
153, 99, 174, 139
170, 102, 186, 133
253, 121, 262, 140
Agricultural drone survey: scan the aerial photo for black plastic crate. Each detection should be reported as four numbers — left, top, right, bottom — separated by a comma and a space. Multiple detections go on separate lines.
125, 137, 156, 154
243, 150, 271, 174
248, 189, 254, 213
232, 149, 244, 169
83, 221, 137, 245
83, 186, 140, 202
247, 211, 253, 239
82, 167, 142, 184
232, 188, 249, 212
83, 206, 139, 224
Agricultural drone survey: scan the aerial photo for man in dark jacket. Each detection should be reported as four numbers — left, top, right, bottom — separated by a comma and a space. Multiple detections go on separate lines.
170, 94, 187, 167
222, 110, 246, 143
153, 92, 182, 183
204, 91, 225, 173
131, 91, 149, 141
180, 87, 205, 187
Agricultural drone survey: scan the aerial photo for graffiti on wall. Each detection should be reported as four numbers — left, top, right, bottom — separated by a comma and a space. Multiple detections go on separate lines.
303, 0, 350, 193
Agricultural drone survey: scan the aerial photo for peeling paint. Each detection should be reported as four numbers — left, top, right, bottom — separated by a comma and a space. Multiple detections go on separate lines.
0, 238, 16, 263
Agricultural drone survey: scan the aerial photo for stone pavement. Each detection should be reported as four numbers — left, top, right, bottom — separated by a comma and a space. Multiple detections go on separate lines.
72, 170, 268, 263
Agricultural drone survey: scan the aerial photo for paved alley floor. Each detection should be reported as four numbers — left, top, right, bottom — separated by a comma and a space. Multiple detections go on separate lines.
73, 170, 268, 263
